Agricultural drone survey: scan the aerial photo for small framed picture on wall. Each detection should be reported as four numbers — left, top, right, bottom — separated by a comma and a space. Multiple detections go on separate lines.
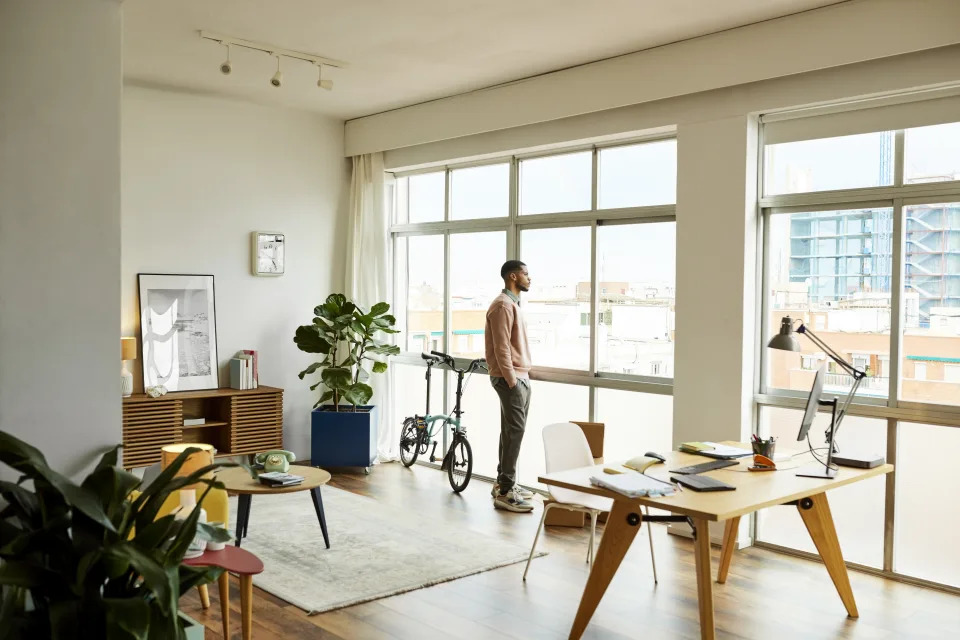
252, 231, 284, 276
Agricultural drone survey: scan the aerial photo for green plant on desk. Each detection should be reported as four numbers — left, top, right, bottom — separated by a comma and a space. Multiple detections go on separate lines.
0, 431, 244, 640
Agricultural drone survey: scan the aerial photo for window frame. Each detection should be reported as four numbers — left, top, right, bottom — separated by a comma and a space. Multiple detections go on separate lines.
390, 134, 678, 434
756, 115, 960, 594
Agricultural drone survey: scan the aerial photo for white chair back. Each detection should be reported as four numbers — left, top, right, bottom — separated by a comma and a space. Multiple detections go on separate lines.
542, 422, 612, 511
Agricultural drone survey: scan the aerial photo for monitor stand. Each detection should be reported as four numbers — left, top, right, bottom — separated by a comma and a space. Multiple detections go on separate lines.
796, 464, 838, 479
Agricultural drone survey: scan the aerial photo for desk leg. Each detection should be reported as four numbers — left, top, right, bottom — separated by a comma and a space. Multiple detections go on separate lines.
568, 500, 643, 640
693, 517, 716, 640
310, 487, 331, 549
797, 492, 858, 618
717, 516, 740, 584
218, 571, 230, 639
235, 494, 251, 547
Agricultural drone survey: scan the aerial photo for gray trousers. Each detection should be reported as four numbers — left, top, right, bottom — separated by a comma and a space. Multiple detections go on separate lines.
491, 376, 531, 493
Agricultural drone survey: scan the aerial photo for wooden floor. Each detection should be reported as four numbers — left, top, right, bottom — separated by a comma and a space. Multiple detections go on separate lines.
181, 463, 958, 639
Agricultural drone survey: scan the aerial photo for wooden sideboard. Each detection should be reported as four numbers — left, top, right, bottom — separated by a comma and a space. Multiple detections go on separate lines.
121, 386, 283, 469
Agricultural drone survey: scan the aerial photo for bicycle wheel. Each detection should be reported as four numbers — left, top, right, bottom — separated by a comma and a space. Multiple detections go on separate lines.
446, 436, 473, 493
399, 419, 421, 467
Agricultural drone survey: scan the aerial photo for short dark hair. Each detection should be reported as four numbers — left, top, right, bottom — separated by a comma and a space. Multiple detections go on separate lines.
500, 260, 526, 280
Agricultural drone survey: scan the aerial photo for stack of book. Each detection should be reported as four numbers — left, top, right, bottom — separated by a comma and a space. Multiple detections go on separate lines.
229, 350, 259, 390
258, 471, 303, 487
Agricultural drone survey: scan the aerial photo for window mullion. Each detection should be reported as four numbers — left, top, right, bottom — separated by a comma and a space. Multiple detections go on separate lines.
589, 222, 598, 376
893, 130, 905, 188
888, 198, 905, 407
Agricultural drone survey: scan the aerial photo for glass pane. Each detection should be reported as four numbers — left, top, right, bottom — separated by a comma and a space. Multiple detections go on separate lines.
448, 371, 502, 481
598, 140, 677, 208
763, 132, 894, 195
520, 226, 591, 370
519, 151, 592, 215
757, 407, 885, 568
904, 122, 960, 184
390, 363, 440, 431
766, 208, 893, 399
901, 202, 960, 406
402, 235, 444, 353
895, 422, 960, 587
517, 381, 590, 489
595, 389, 673, 459
597, 222, 676, 377
408, 172, 445, 223
450, 164, 509, 220
450, 231, 506, 358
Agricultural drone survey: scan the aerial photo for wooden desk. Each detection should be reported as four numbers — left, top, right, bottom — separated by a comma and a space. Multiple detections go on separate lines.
539, 445, 893, 640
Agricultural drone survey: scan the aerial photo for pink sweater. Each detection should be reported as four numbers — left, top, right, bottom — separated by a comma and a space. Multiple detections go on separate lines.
484, 292, 531, 388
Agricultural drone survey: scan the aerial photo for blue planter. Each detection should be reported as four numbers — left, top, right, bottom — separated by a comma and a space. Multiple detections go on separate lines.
311, 405, 377, 469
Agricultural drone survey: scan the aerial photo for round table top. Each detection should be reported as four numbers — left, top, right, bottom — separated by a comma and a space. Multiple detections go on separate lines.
183, 545, 264, 575
216, 465, 331, 495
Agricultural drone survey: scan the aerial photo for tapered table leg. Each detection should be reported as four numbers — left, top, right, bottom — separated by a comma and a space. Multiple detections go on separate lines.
196, 584, 210, 608
717, 516, 740, 584
240, 574, 253, 640
235, 494, 251, 547
218, 571, 230, 639
692, 517, 716, 640
797, 492, 859, 617
311, 486, 331, 549
568, 500, 643, 639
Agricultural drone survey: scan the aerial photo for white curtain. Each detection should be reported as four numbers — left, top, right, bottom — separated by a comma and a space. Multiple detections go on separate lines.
345, 152, 399, 462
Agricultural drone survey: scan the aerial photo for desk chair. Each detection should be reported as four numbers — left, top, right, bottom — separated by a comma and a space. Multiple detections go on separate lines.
522, 422, 658, 583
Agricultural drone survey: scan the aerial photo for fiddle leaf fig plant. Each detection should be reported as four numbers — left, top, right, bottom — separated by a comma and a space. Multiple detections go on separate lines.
294, 293, 400, 412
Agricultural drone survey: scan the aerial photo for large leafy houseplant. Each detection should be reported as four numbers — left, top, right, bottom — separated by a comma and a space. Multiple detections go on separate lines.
0, 430, 239, 640
293, 293, 400, 412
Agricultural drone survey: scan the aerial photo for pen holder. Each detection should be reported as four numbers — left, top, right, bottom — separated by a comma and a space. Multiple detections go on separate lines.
751, 439, 776, 458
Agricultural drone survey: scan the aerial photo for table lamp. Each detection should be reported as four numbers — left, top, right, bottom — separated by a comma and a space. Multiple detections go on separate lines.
121, 337, 137, 397
161, 443, 216, 493
768, 316, 884, 469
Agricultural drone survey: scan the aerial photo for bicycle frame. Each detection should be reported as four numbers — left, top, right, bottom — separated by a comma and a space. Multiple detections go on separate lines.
416, 357, 476, 451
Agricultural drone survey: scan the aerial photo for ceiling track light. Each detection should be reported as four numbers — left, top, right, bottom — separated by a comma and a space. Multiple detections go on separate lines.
316, 64, 333, 91
200, 30, 346, 91
220, 44, 232, 75
270, 54, 283, 88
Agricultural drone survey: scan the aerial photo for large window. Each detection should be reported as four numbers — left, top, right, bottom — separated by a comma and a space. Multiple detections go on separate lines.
391, 137, 677, 489
759, 109, 960, 590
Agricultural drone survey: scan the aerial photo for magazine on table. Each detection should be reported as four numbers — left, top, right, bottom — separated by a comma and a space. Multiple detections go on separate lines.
258, 471, 304, 486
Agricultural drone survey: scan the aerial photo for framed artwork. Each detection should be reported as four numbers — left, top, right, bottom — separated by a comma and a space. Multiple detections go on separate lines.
137, 273, 219, 392
251, 231, 284, 276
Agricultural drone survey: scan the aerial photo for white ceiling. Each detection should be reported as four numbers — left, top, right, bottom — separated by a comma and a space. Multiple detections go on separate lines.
123, 0, 846, 121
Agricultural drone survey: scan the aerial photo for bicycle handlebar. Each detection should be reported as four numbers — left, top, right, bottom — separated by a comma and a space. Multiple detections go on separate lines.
422, 351, 486, 374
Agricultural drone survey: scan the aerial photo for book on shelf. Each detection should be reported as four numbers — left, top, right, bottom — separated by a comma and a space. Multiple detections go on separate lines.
229, 358, 245, 390
183, 417, 206, 426
242, 349, 259, 389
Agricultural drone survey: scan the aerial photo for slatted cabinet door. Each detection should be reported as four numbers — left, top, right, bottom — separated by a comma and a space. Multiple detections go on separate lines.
230, 391, 283, 455
122, 399, 181, 468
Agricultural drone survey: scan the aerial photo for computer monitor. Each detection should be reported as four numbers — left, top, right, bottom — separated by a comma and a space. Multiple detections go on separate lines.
798, 364, 826, 442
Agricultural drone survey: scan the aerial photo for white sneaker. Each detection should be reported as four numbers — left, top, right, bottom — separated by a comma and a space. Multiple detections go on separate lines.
491, 482, 534, 500
493, 487, 534, 513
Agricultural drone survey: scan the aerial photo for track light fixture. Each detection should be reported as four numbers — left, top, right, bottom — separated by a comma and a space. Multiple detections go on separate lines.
220, 44, 232, 75
270, 55, 283, 88
316, 64, 333, 91
200, 30, 346, 93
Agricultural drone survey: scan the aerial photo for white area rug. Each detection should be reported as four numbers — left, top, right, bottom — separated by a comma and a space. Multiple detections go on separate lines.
227, 487, 544, 614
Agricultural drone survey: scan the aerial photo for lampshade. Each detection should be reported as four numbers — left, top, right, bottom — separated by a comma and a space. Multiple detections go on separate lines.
121, 337, 137, 361
767, 316, 802, 352
161, 443, 216, 492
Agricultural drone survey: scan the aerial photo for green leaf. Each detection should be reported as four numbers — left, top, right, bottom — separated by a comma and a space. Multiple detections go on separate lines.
321, 367, 352, 389
356, 367, 370, 383
0, 561, 52, 587
342, 383, 373, 407
309, 380, 322, 391
367, 344, 401, 356
298, 362, 323, 380
195, 522, 231, 543
370, 302, 390, 316
372, 361, 389, 374
316, 390, 335, 407
177, 564, 222, 594
104, 597, 151, 640
294, 325, 330, 354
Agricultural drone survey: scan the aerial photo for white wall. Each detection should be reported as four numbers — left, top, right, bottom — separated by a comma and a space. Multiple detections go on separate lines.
122, 87, 348, 460
0, 0, 122, 477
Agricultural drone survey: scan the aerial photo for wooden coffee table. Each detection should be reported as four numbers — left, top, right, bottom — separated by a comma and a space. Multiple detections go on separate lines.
216, 465, 332, 549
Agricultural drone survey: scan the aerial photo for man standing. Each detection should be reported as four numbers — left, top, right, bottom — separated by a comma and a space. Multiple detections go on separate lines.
485, 260, 535, 512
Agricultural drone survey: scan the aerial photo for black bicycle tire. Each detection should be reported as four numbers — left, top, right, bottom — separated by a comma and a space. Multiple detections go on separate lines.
447, 436, 473, 493
399, 419, 421, 467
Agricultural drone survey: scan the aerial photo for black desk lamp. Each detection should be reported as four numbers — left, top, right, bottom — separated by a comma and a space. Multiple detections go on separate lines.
768, 316, 885, 469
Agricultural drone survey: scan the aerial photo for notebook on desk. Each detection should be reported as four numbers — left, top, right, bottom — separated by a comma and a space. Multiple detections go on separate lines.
589, 472, 676, 498
679, 441, 752, 459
